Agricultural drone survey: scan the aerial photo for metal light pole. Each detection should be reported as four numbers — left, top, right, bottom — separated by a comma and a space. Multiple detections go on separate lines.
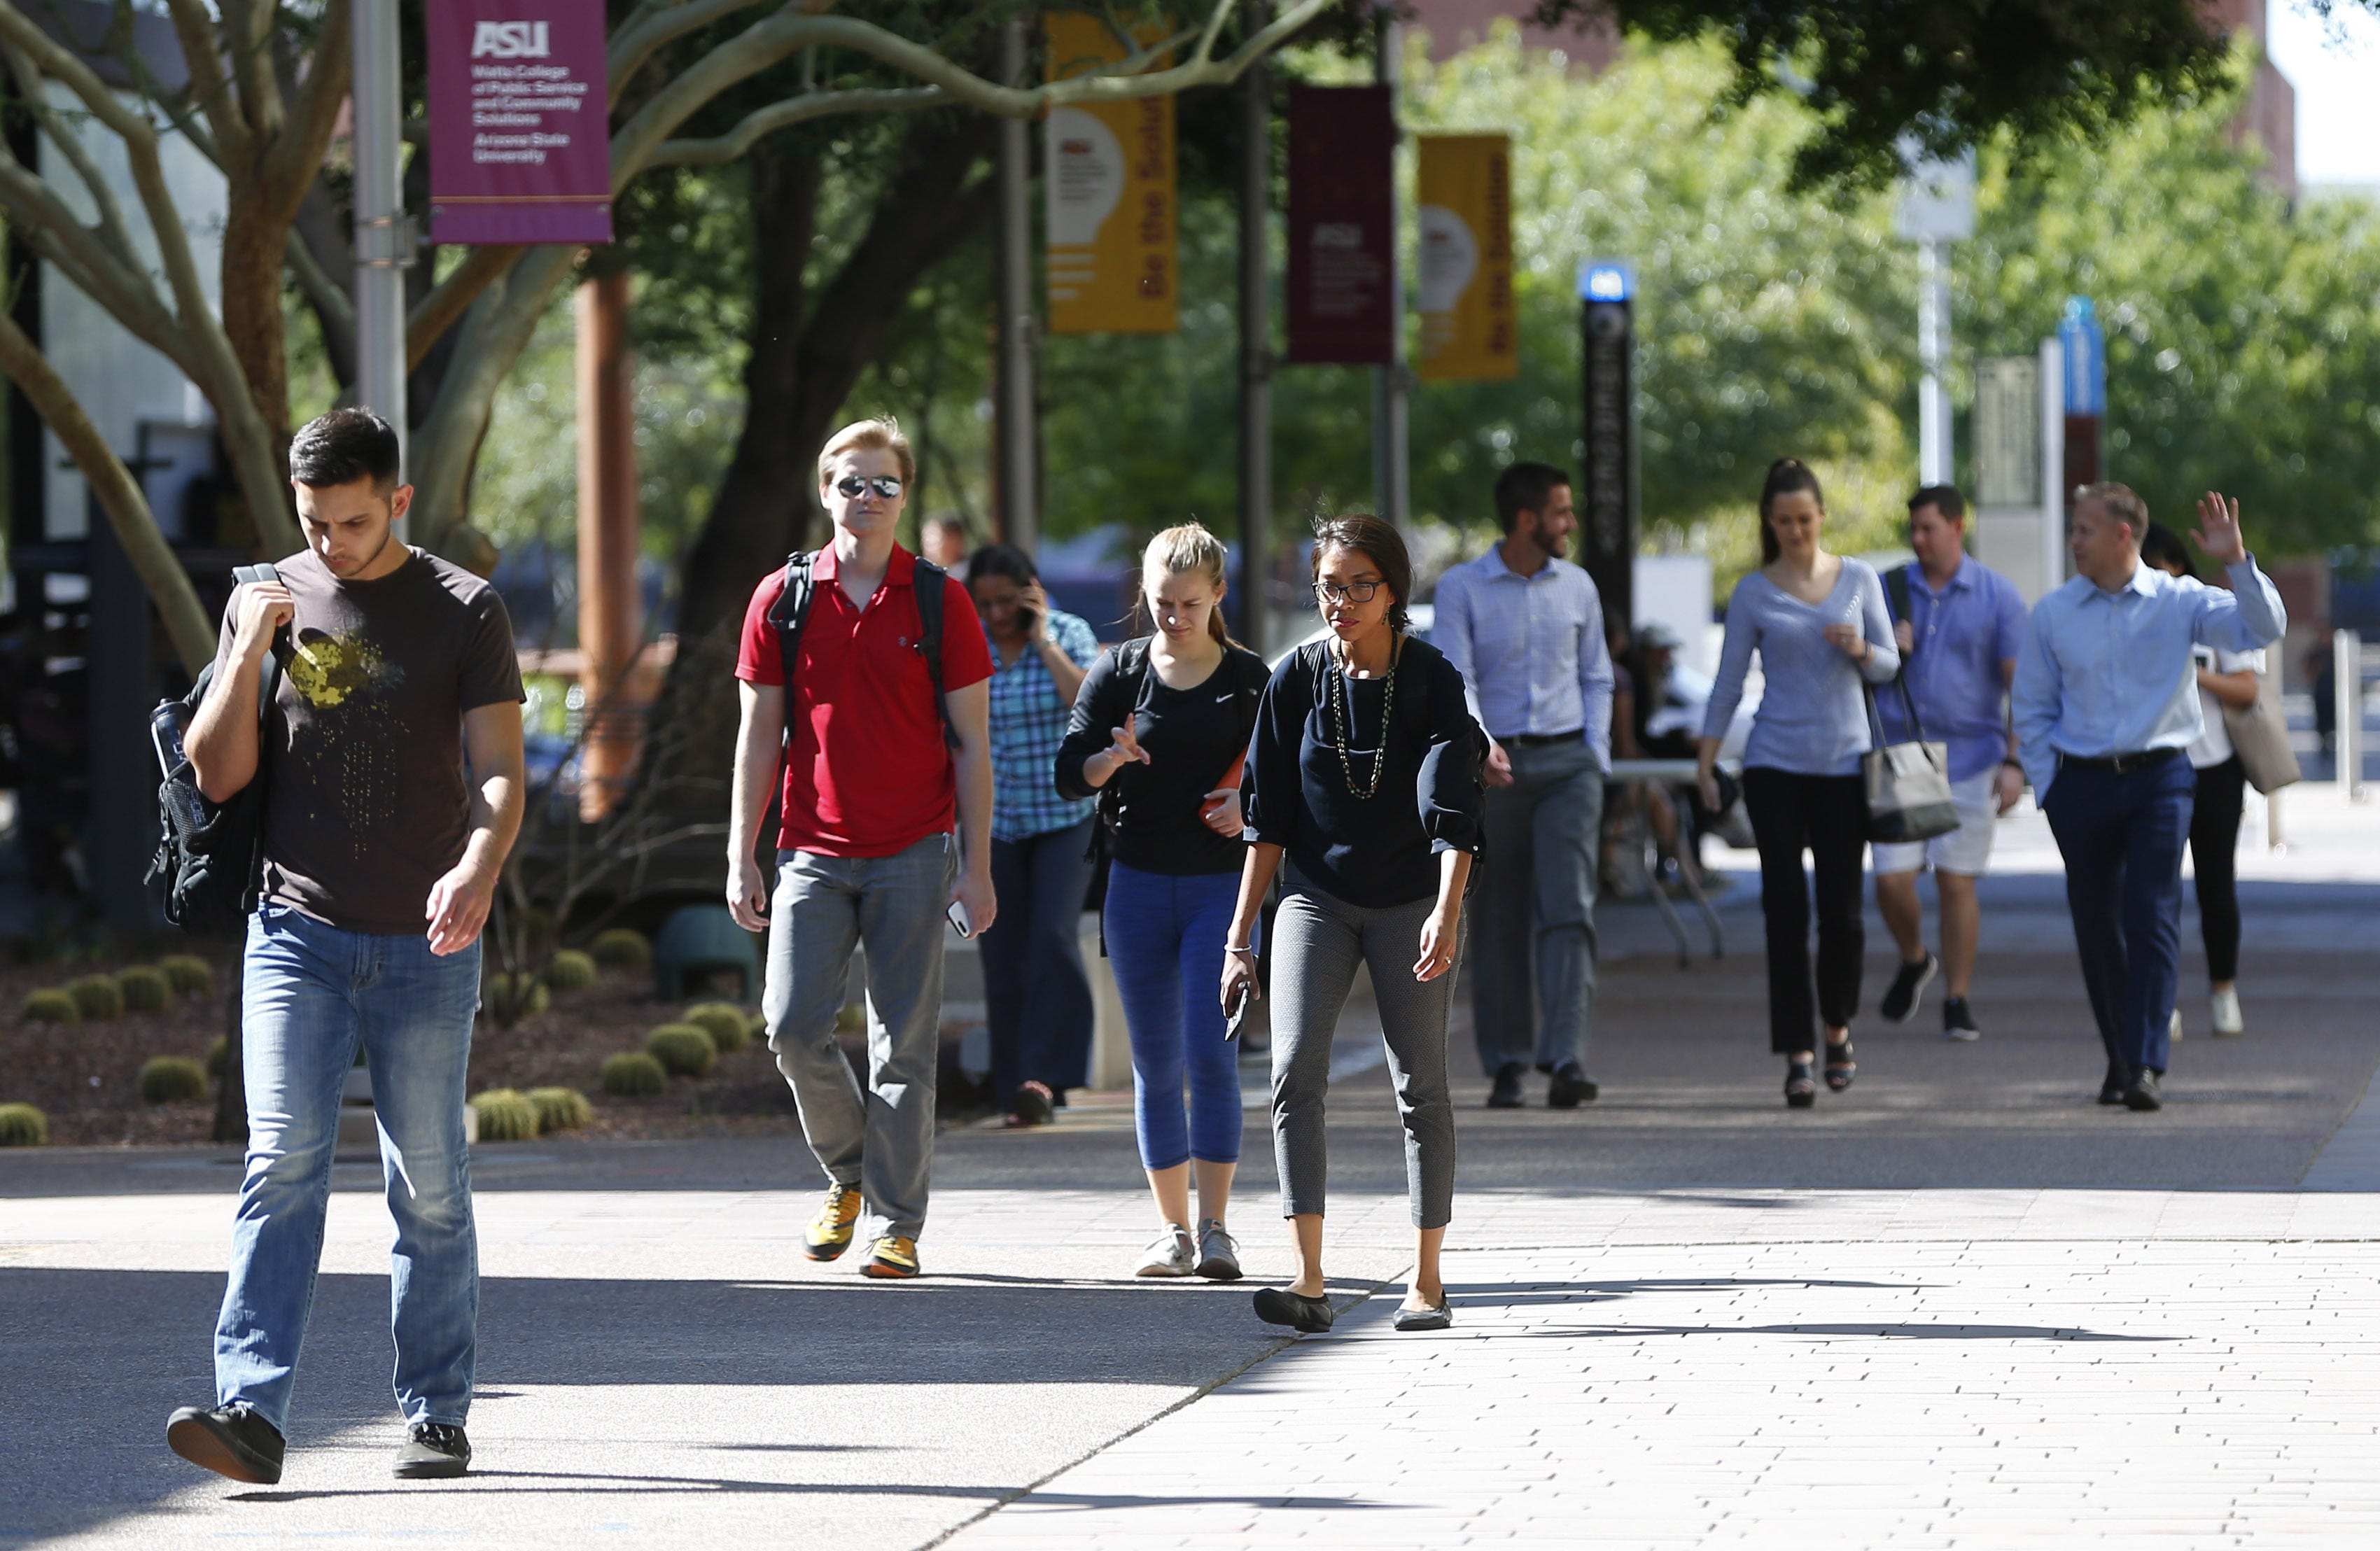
1370, 7, 1408, 526
1238, 2, 1272, 654
1917, 238, 1951, 484
352, 0, 410, 519
994, 18, 1039, 554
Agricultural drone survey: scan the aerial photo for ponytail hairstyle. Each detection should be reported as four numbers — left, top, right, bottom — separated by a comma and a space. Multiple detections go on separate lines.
1136, 521, 1240, 649
1756, 457, 1825, 564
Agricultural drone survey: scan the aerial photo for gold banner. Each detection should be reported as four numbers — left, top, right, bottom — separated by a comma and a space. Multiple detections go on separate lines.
1044, 11, 1177, 335
1416, 134, 1516, 381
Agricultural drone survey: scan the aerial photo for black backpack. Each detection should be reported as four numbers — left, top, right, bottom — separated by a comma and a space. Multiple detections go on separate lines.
147, 563, 288, 936
766, 549, 953, 747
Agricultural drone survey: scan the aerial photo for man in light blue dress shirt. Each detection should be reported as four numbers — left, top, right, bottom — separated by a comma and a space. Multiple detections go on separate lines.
1433, 461, 1616, 1111
2012, 484, 2283, 1114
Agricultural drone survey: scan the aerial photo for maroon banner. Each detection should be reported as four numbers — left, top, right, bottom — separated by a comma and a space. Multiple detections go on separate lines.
1284, 84, 1395, 365
428, 0, 612, 245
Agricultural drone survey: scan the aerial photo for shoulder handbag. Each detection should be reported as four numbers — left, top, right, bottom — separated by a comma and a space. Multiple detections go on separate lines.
1860, 675, 1961, 843
2221, 657, 2301, 794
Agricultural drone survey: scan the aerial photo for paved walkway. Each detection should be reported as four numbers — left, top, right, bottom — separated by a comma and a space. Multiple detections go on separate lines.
6, 787, 2379, 1548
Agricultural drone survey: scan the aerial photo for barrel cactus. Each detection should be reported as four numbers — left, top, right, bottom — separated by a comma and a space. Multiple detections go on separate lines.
485, 972, 550, 1022
528, 1086, 592, 1133
681, 1002, 752, 1056
67, 974, 124, 1020
644, 1023, 716, 1077
0, 1103, 48, 1146
601, 1051, 668, 1097
469, 1088, 540, 1142
542, 949, 598, 993
139, 1056, 209, 1104
159, 954, 216, 997
115, 966, 172, 1015
205, 1035, 231, 1080
590, 927, 652, 972
21, 989, 78, 1029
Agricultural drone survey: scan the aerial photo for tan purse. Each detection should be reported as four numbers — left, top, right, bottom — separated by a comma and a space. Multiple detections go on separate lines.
2222, 659, 2300, 794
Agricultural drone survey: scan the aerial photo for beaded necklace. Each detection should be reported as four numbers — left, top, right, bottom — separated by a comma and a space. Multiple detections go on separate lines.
1325, 633, 1399, 799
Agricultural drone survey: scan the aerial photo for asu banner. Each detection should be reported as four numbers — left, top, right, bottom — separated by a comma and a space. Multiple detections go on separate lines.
1415, 134, 1516, 381
426, 0, 612, 244
1044, 12, 1176, 335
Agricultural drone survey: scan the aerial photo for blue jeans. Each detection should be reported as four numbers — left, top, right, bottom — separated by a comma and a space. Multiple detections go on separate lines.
2042, 752, 2196, 1075
982, 820, 1098, 1102
215, 903, 483, 1433
1104, 862, 1244, 1171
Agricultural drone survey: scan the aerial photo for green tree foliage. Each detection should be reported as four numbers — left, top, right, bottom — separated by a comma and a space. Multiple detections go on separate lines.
1960, 78, 2380, 554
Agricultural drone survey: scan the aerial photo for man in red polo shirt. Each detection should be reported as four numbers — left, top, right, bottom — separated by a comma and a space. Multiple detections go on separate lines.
727, 416, 996, 1280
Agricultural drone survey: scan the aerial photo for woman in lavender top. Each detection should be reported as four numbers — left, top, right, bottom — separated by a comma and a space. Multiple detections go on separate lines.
1695, 458, 1901, 1108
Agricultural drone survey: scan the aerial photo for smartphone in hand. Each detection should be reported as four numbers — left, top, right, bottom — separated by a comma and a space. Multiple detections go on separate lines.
947, 900, 974, 939
1224, 978, 1253, 1042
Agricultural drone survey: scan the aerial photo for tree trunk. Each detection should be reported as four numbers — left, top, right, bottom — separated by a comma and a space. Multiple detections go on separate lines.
636, 113, 1000, 809
219, 178, 293, 449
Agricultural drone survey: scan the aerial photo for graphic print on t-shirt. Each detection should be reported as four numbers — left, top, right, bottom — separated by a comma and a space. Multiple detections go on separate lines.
287, 627, 413, 864
288, 629, 406, 708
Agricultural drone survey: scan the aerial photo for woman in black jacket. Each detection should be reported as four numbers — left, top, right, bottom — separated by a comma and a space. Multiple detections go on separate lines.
1221, 515, 1483, 1335
1056, 524, 1269, 1282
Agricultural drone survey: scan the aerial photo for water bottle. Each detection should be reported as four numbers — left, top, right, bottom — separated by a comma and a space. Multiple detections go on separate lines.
149, 700, 189, 776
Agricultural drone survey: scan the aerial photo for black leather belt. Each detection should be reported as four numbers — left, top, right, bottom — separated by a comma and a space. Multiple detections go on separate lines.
2057, 748, 2181, 773
1504, 729, 1584, 748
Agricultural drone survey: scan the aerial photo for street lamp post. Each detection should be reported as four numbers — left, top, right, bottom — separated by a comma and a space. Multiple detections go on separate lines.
1370, 6, 1408, 526
352, 0, 410, 518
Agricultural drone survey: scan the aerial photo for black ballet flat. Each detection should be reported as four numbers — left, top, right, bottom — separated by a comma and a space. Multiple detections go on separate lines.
1784, 1060, 1816, 1109
1824, 1038, 1856, 1093
1253, 1287, 1336, 1333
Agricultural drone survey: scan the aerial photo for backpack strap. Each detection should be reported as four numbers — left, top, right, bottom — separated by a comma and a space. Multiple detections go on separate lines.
912, 556, 955, 746
764, 551, 818, 753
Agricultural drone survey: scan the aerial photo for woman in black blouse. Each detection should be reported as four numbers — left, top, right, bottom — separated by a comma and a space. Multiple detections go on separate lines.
1222, 515, 1483, 1335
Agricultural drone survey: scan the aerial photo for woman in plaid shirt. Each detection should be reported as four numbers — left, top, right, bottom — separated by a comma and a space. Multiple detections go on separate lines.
967, 544, 1104, 1127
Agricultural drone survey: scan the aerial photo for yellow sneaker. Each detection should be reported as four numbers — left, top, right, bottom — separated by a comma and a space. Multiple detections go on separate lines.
859, 1234, 920, 1279
803, 1183, 862, 1261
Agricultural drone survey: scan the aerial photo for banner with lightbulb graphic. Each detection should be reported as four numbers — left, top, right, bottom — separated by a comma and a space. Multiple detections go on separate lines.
1415, 134, 1516, 381
1043, 10, 1178, 335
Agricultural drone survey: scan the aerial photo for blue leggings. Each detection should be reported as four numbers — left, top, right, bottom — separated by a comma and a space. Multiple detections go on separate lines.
1103, 861, 1245, 1171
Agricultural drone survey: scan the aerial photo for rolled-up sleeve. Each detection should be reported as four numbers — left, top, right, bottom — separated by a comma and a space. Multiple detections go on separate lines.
1240, 652, 1306, 848
1855, 569, 1903, 684
1054, 648, 1125, 801
2199, 557, 2288, 651
1416, 655, 1484, 855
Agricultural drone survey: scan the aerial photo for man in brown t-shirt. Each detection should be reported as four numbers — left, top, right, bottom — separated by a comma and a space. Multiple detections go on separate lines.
166, 410, 525, 1487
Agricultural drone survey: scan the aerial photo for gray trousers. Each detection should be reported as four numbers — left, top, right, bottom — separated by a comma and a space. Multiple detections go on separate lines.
1270, 872, 1459, 1229
1472, 738, 1603, 1075
763, 834, 954, 1242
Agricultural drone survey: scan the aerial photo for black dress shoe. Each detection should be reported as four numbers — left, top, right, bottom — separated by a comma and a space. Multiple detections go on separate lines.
1546, 1062, 1598, 1108
393, 1422, 472, 1480
1392, 1298, 1452, 1332
1252, 1287, 1336, 1333
2122, 1067, 2163, 1112
2098, 1061, 2129, 1106
167, 1403, 285, 1485
1486, 1062, 1525, 1109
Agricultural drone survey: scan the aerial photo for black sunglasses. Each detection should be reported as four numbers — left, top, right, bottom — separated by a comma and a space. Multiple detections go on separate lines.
834, 475, 904, 500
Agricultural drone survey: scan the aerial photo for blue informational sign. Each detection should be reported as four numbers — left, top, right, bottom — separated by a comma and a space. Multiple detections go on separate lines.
2058, 296, 2106, 417
1578, 260, 1635, 303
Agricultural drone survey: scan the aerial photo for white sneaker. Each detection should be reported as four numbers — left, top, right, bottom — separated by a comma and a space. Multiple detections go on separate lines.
1133, 1223, 1196, 1278
2211, 987, 2245, 1038
2170, 1008, 2184, 1044
1194, 1219, 1242, 1282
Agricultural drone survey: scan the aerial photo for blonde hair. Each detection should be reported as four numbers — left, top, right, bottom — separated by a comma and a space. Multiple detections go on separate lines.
817, 416, 916, 486
1139, 522, 1238, 648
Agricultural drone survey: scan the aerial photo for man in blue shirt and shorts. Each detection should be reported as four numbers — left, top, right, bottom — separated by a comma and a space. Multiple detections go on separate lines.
1871, 485, 2029, 1041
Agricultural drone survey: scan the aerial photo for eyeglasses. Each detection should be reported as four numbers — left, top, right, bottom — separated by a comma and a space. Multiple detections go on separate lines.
1312, 579, 1382, 605
833, 475, 904, 500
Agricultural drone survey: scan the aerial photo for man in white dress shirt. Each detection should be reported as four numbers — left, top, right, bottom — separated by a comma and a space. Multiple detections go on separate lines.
1434, 462, 1616, 1111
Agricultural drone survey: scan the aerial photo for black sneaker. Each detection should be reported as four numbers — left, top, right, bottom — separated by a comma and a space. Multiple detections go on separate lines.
2122, 1067, 2163, 1113
1546, 1062, 1599, 1108
393, 1422, 472, 1480
1879, 953, 1937, 1023
167, 1403, 285, 1485
1486, 1062, 1525, 1109
1941, 997, 1981, 1042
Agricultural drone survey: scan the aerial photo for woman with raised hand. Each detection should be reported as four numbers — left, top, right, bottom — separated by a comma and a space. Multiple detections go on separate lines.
1056, 525, 1270, 1280
968, 543, 1102, 1128
1222, 515, 1483, 1336
1695, 458, 1901, 1109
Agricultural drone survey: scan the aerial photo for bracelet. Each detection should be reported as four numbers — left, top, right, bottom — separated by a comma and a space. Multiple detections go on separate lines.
1225, 943, 1258, 956
2001, 758, 2024, 771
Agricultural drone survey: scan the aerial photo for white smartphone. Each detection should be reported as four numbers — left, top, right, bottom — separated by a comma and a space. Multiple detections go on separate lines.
946, 899, 974, 939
